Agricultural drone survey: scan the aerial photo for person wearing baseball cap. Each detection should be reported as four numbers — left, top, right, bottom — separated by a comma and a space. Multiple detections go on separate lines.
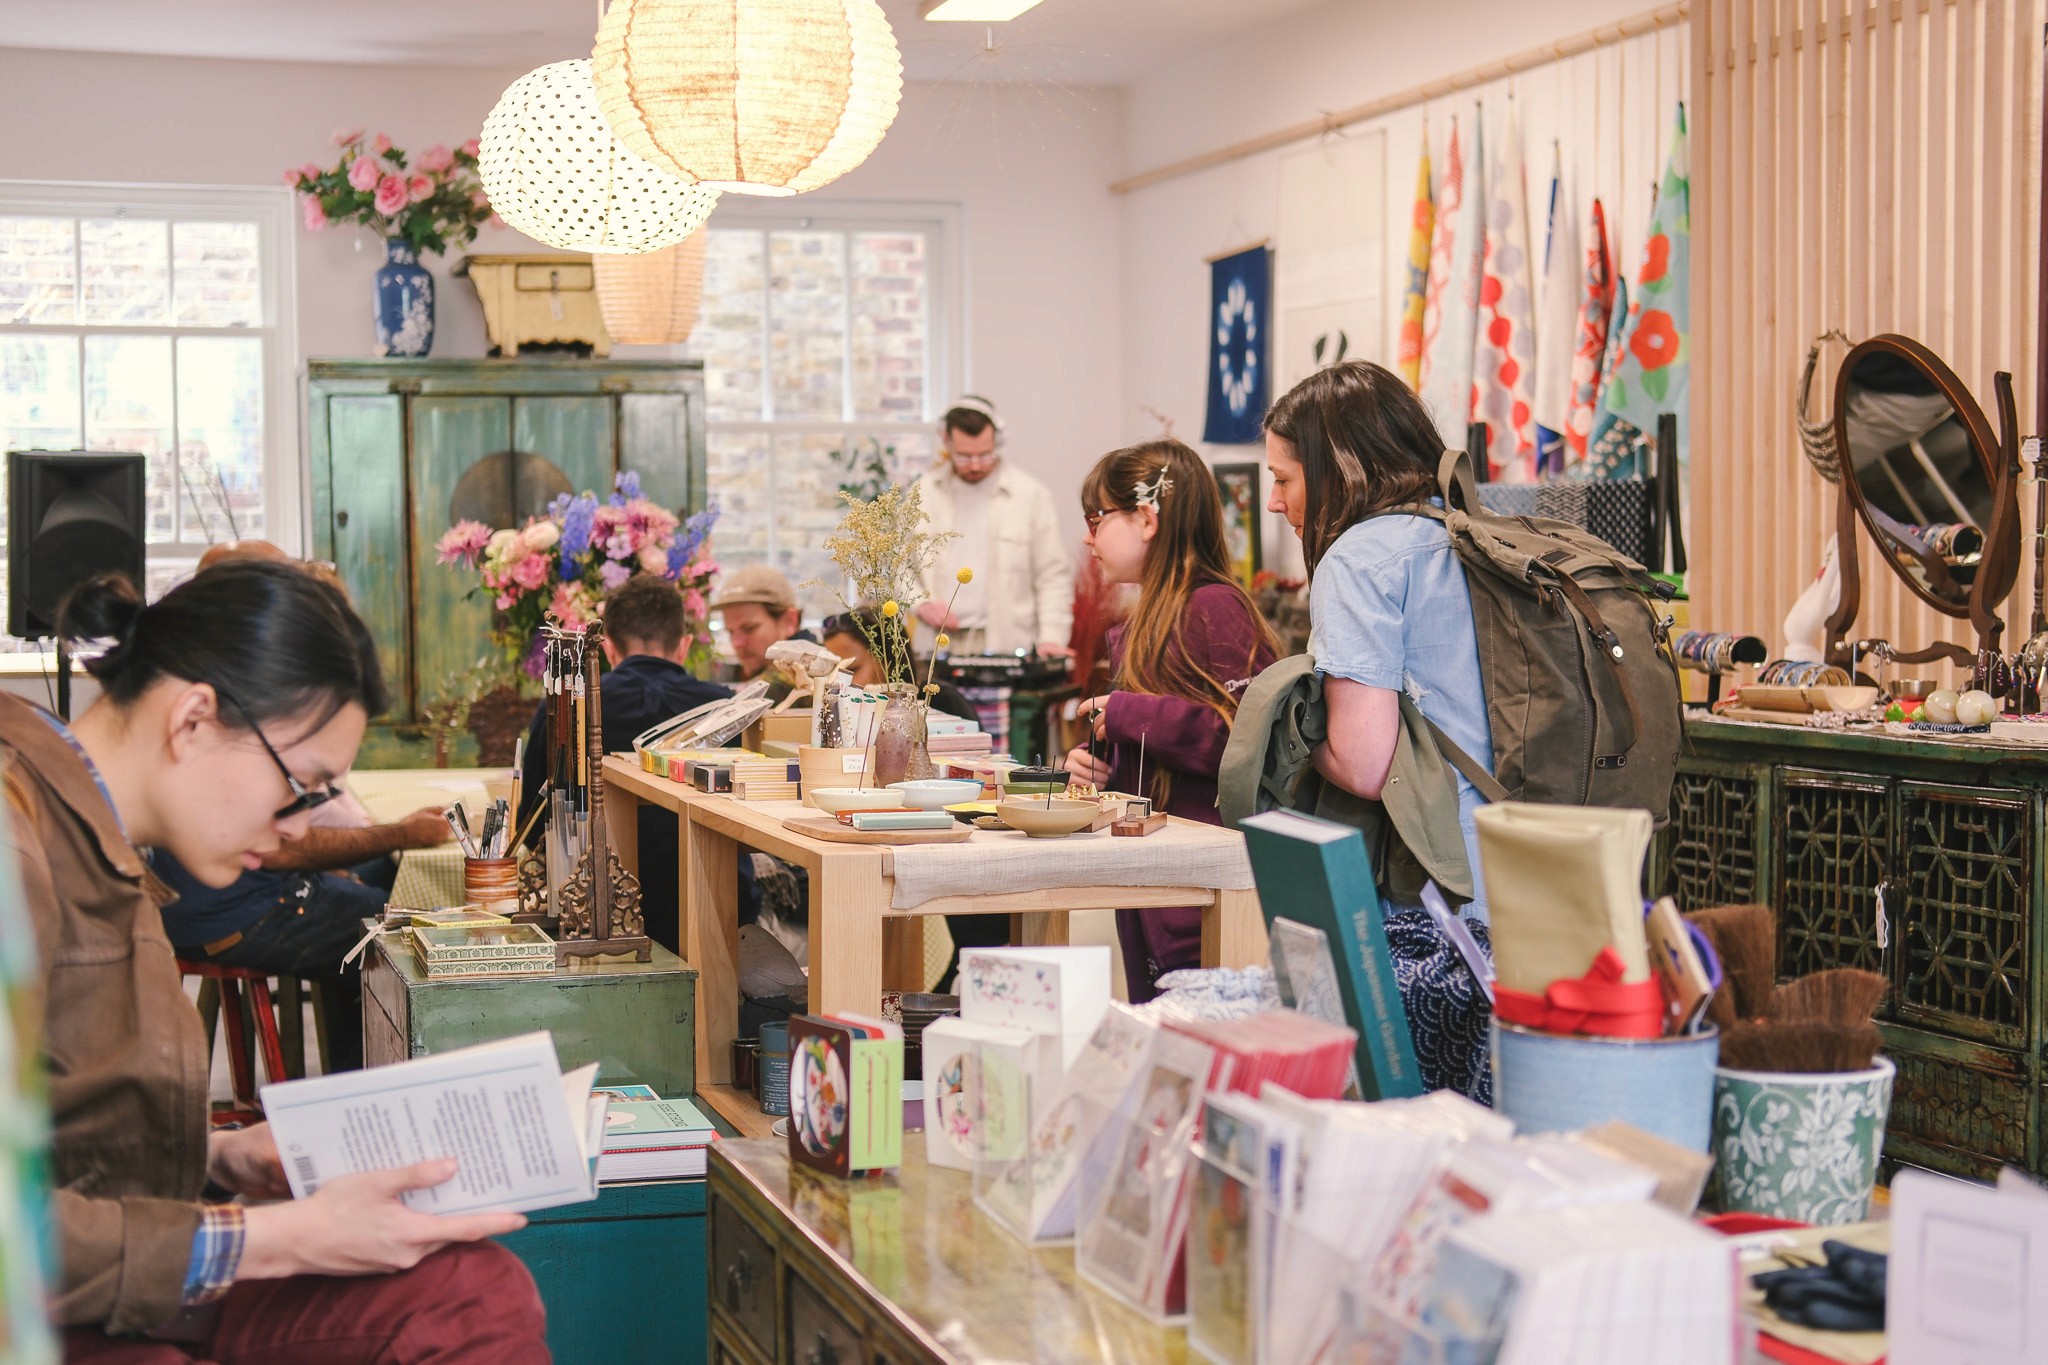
710, 565, 814, 681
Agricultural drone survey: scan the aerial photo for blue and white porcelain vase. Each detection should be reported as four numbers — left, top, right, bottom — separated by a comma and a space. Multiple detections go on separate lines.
373, 237, 435, 357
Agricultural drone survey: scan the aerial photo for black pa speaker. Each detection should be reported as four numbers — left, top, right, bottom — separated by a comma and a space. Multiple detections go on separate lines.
7, 450, 147, 639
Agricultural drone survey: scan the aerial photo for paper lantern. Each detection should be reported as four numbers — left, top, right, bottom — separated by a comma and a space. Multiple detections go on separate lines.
593, 228, 710, 345
592, 0, 903, 197
480, 59, 719, 252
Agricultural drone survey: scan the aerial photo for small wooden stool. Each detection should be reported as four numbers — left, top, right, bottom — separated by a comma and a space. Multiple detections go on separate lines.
178, 961, 327, 1125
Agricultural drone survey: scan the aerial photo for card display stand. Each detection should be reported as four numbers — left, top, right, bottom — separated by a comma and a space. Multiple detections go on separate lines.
1071, 1097, 1206, 1324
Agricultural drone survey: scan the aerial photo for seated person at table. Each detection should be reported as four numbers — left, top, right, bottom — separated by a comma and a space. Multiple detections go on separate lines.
20, 562, 544, 1359
157, 800, 453, 1074
710, 565, 816, 687
820, 606, 982, 722
518, 573, 730, 954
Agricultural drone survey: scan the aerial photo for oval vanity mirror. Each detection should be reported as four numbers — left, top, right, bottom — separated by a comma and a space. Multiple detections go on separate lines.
1833, 335, 2017, 616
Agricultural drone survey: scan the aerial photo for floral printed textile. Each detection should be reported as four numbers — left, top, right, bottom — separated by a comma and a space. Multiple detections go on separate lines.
1417, 111, 1484, 450
1583, 275, 1650, 480
1396, 135, 1435, 390
1600, 103, 1691, 486
1470, 105, 1538, 483
1562, 197, 1615, 470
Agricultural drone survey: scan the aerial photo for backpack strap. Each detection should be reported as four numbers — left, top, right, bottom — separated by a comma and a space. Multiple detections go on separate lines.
1420, 713, 1513, 805
1437, 448, 1484, 513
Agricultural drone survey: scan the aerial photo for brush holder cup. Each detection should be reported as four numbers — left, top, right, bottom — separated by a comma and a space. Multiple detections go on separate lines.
1490, 1021, 1720, 1152
462, 857, 521, 917
1709, 1057, 1895, 1224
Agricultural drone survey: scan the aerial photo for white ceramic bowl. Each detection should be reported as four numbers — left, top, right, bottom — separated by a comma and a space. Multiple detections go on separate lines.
808, 786, 898, 815
889, 778, 984, 810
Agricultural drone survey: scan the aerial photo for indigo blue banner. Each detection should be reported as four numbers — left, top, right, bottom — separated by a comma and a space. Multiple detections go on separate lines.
1203, 245, 1271, 445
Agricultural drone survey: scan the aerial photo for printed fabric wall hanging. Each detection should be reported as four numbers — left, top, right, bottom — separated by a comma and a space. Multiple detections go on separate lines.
1470, 103, 1538, 483
1396, 132, 1435, 390
1598, 102, 1692, 485
1204, 244, 1272, 445
1585, 275, 1646, 478
1562, 197, 1614, 471
1417, 108, 1485, 451
1532, 143, 1578, 477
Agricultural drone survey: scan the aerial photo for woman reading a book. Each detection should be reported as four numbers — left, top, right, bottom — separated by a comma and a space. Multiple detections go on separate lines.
1263, 360, 1496, 1098
4, 562, 546, 1361
1063, 439, 1278, 1001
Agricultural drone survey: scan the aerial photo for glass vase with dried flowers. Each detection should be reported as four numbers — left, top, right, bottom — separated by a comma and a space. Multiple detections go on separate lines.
809, 484, 974, 786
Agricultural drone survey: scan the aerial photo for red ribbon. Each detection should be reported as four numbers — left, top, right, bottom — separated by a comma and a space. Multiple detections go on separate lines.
1494, 946, 1667, 1040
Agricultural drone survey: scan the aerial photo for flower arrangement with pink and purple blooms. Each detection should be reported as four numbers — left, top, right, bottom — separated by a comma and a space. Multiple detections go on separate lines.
286, 129, 495, 258
436, 472, 720, 676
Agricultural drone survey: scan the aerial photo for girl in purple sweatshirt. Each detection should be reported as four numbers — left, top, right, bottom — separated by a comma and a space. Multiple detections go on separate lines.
1063, 439, 1279, 1001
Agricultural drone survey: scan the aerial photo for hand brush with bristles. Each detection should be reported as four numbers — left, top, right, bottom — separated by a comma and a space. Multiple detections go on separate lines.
1685, 904, 1779, 1025
1767, 968, 1889, 1028
1719, 1019, 1884, 1074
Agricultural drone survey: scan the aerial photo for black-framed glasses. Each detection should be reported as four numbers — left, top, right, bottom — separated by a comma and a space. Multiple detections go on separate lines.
1083, 507, 1131, 533
215, 686, 344, 819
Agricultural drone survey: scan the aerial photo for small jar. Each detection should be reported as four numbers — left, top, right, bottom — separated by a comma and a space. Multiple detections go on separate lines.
758, 1020, 791, 1117
463, 857, 521, 917
731, 1038, 760, 1093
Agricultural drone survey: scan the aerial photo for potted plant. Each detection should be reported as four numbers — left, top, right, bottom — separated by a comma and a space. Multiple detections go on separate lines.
286, 130, 495, 357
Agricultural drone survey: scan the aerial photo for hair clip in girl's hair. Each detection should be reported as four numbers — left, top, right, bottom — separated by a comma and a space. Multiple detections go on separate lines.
1131, 468, 1173, 513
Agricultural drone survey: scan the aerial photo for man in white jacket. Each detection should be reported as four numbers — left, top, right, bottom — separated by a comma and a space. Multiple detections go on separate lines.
913, 395, 1075, 657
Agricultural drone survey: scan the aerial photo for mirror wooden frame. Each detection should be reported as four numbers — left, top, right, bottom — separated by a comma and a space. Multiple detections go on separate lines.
1825, 333, 2021, 670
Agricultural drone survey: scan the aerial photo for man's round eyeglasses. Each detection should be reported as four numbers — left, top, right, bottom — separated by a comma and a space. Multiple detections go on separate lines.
945, 448, 1000, 466
216, 686, 345, 819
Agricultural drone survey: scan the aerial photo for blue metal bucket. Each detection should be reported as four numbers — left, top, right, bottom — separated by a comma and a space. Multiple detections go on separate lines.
1491, 1020, 1720, 1151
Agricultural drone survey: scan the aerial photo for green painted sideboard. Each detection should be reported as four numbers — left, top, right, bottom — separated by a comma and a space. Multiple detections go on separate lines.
1654, 715, 2046, 1180
307, 358, 707, 767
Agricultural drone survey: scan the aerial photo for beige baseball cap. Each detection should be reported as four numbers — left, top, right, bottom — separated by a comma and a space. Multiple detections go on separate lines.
709, 564, 797, 615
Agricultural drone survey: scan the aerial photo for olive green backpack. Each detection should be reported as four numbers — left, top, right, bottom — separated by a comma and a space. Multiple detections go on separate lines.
1395, 450, 1683, 816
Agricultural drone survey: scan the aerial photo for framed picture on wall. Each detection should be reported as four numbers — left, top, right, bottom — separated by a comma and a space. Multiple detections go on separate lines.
1211, 462, 1262, 589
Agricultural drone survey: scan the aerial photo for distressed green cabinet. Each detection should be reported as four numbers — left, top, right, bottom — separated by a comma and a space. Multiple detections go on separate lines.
1655, 718, 2046, 1179
307, 358, 707, 767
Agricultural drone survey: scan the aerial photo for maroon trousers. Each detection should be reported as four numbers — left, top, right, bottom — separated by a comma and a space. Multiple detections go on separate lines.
63, 1242, 549, 1365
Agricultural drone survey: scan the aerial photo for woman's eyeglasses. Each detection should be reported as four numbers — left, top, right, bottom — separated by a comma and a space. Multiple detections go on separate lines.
215, 686, 345, 819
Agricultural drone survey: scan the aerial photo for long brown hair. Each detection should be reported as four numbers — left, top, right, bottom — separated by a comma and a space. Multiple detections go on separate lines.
1262, 360, 1443, 574
1082, 440, 1278, 736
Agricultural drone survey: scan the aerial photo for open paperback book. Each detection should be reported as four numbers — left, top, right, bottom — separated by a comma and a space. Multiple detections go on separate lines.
261, 1031, 606, 1216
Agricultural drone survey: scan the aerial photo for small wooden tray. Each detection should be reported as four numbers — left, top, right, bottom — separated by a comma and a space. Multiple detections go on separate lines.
782, 815, 974, 845
1735, 684, 1881, 714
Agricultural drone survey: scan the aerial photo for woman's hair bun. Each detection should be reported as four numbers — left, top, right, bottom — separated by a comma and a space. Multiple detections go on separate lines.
56, 573, 145, 667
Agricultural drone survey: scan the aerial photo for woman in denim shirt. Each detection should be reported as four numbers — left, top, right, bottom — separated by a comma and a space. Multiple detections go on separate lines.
1263, 360, 1496, 1097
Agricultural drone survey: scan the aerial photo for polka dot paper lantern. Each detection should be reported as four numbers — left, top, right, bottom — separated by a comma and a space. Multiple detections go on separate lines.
594, 227, 710, 345
592, 0, 903, 198
480, 59, 719, 253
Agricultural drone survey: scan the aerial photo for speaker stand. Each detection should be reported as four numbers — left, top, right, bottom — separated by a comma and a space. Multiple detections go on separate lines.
54, 638, 72, 721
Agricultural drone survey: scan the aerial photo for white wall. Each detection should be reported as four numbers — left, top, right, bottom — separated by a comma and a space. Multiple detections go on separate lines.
0, 47, 1125, 550
1118, 0, 1687, 574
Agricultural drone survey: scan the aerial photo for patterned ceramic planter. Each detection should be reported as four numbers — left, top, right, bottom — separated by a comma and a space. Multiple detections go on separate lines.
1710, 1056, 1895, 1225
374, 237, 435, 357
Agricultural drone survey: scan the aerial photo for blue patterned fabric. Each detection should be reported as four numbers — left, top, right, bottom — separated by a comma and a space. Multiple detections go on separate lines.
1385, 907, 1494, 1105
1203, 245, 1271, 445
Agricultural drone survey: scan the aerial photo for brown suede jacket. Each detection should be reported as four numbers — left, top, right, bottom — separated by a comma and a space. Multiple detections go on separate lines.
0, 694, 210, 1333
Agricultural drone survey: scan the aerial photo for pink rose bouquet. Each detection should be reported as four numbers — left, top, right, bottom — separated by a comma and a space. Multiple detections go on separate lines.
436, 472, 722, 676
286, 131, 492, 259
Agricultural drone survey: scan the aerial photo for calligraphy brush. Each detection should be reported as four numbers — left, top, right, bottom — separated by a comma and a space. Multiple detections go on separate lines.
509, 781, 550, 854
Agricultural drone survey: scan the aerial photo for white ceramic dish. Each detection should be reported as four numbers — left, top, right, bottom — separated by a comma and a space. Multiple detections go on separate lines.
808, 786, 900, 815
888, 778, 984, 810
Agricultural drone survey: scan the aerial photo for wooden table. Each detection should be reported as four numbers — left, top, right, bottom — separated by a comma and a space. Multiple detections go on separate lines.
709, 1138, 1187, 1364
603, 756, 1267, 1138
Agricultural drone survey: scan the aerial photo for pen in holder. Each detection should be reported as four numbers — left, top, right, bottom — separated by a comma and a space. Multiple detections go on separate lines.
463, 857, 521, 917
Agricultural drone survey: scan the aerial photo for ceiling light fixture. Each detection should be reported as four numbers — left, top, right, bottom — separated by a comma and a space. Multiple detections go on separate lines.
594, 228, 710, 344
478, 59, 718, 253
918, 0, 1044, 18
593, 0, 903, 198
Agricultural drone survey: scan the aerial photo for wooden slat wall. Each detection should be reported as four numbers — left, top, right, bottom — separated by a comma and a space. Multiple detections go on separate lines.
1691, 0, 2043, 667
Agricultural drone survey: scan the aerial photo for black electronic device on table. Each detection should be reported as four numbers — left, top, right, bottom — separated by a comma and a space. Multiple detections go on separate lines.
7, 450, 147, 718
938, 650, 1071, 690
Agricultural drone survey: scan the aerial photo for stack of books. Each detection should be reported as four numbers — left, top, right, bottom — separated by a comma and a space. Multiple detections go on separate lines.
732, 755, 800, 801
598, 1096, 719, 1182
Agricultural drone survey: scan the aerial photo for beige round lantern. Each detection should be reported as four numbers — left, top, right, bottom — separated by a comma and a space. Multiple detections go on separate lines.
592, 0, 903, 197
480, 59, 720, 252
594, 228, 710, 345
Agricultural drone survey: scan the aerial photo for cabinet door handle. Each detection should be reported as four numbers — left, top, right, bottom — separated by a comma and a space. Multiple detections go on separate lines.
804, 1330, 839, 1365
335, 509, 350, 528
722, 1250, 753, 1308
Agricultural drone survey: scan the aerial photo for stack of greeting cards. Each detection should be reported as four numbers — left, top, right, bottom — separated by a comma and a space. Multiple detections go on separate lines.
786, 1013, 903, 1179
1164, 1010, 1356, 1103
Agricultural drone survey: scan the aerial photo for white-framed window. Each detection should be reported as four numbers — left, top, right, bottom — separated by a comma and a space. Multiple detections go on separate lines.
0, 181, 299, 653
686, 201, 962, 616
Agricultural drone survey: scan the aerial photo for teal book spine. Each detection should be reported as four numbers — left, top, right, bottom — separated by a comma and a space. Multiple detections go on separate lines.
1240, 810, 1425, 1100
